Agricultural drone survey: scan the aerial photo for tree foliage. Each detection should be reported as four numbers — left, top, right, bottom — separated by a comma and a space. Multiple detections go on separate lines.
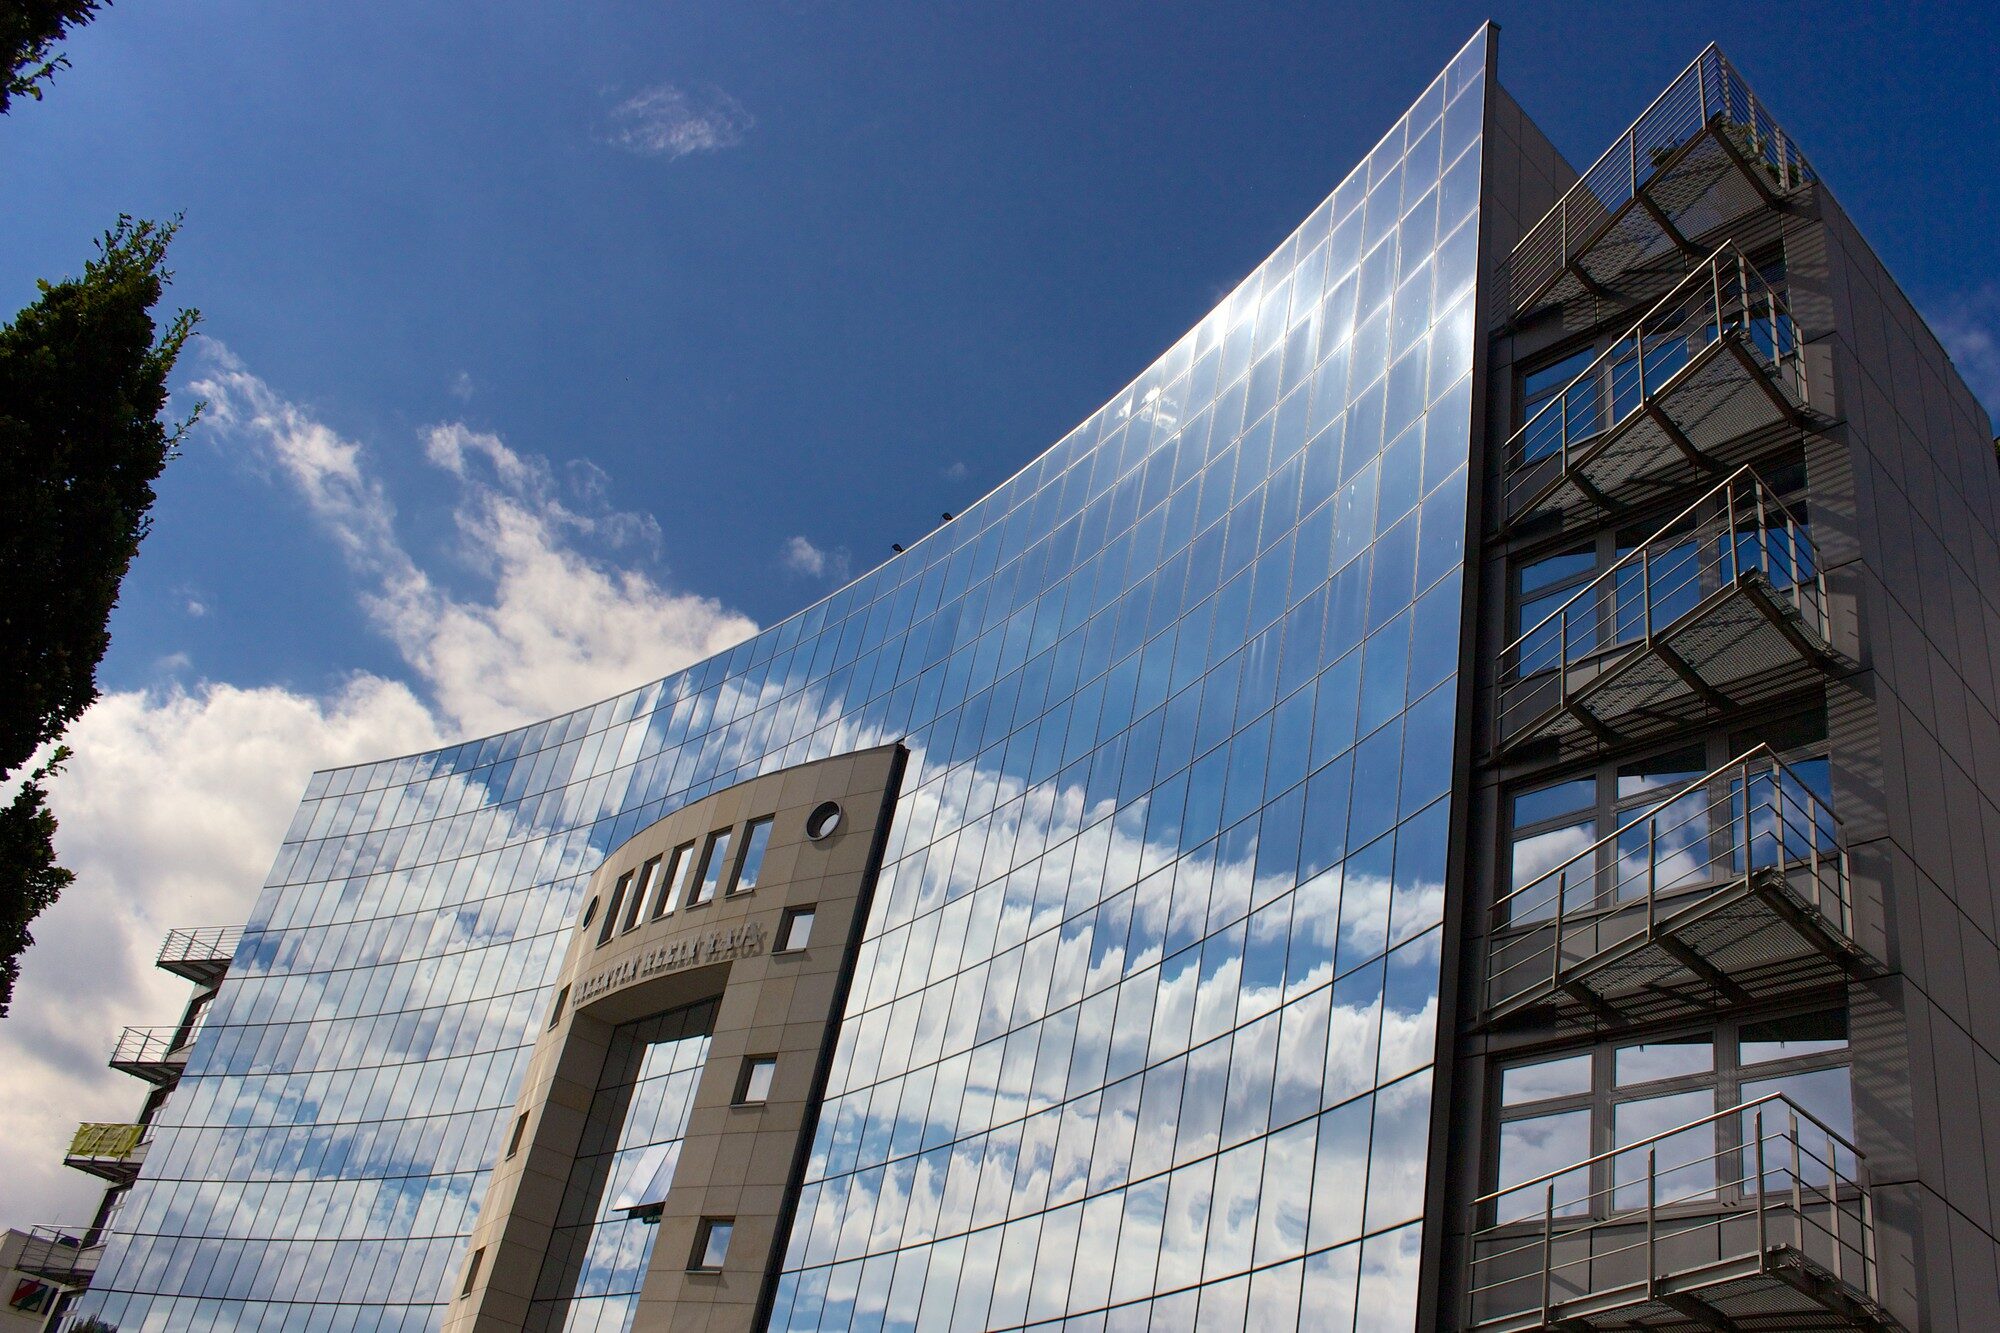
0, 750, 75, 1016
0, 0, 104, 112
0, 216, 197, 1015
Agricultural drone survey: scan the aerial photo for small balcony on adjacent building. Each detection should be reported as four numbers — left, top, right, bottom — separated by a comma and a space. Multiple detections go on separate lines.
64, 1123, 149, 1184
13, 1224, 104, 1287
1504, 44, 1815, 325
1497, 468, 1836, 758
1502, 247, 1808, 534
1486, 745, 1870, 1030
156, 924, 241, 987
1467, 1094, 1899, 1331
109, 1024, 194, 1086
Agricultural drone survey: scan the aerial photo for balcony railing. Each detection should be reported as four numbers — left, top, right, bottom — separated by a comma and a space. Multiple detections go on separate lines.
65, 1122, 148, 1182
1488, 745, 1867, 1027
109, 1024, 194, 1085
1498, 467, 1834, 755
1468, 1094, 1898, 1331
14, 1224, 103, 1286
1503, 247, 1806, 530
157, 924, 241, 985
1506, 44, 1815, 319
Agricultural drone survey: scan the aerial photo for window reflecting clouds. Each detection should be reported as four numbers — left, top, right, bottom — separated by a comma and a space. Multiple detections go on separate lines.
74, 29, 1487, 1333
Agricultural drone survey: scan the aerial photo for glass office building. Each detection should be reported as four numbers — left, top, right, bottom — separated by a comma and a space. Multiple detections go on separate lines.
62, 21, 2000, 1333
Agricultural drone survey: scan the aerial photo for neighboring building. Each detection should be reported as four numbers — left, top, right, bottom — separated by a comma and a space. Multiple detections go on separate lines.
33, 928, 238, 1329
56, 21, 2000, 1332
3, 1229, 81, 1329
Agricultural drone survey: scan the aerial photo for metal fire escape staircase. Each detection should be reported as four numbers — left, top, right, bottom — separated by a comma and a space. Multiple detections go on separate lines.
1504, 45, 1815, 326
1485, 745, 1870, 1031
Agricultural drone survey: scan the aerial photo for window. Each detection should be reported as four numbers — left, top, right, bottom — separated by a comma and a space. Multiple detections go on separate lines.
1513, 545, 1597, 676
1504, 778, 1596, 923
598, 871, 633, 946
579, 896, 599, 930
687, 829, 733, 908
652, 841, 695, 920
459, 1247, 484, 1298
1492, 1008, 1850, 1224
624, 857, 661, 933
690, 1217, 733, 1271
735, 1056, 776, 1105
547, 985, 569, 1030
1517, 346, 1598, 463
776, 906, 816, 953
506, 1112, 529, 1159
729, 817, 773, 896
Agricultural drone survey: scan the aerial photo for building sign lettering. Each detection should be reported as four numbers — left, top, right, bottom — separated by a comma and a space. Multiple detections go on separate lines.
576, 921, 766, 1005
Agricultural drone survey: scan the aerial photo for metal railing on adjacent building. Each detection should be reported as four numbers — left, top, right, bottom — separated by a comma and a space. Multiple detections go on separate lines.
109, 1024, 194, 1084
1486, 744, 1865, 1026
13, 1224, 103, 1286
65, 1123, 148, 1182
1506, 44, 1815, 318
156, 924, 242, 985
1497, 467, 1832, 753
1468, 1094, 1896, 1331
1502, 247, 1806, 529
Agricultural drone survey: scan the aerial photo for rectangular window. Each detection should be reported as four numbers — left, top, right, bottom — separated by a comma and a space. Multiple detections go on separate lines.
729, 816, 774, 896
547, 985, 569, 1030
1507, 778, 1598, 924
625, 857, 661, 933
1518, 346, 1600, 463
598, 872, 633, 945
459, 1247, 484, 1298
505, 1112, 529, 1159
777, 906, 816, 953
688, 829, 733, 908
735, 1056, 777, 1105
652, 842, 695, 920
690, 1217, 733, 1271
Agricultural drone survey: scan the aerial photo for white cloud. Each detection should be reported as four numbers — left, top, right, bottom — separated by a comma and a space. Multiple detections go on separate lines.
450, 370, 474, 402
0, 676, 443, 1230
0, 344, 760, 1233
190, 349, 756, 737
604, 84, 753, 159
944, 461, 969, 481
1930, 283, 2000, 428
782, 534, 849, 583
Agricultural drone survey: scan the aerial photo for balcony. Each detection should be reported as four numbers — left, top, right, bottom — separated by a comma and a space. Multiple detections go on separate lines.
109, 1024, 194, 1086
65, 1123, 148, 1183
14, 1224, 103, 1286
1498, 468, 1836, 758
156, 924, 241, 986
1468, 1095, 1899, 1331
1487, 746, 1869, 1029
1505, 45, 1815, 323
1503, 248, 1807, 533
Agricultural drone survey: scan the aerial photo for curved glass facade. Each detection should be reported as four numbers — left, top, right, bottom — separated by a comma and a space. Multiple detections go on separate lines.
73, 29, 1488, 1333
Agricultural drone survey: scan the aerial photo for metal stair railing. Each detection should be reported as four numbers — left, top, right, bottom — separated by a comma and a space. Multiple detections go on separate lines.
1487, 743, 1848, 1016
1508, 45, 1814, 316
1469, 1093, 1880, 1329
1499, 466, 1824, 741
1504, 245, 1802, 516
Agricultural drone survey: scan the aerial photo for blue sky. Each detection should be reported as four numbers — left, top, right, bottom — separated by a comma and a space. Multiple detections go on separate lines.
1, 0, 1995, 1230
4, 1, 1997, 704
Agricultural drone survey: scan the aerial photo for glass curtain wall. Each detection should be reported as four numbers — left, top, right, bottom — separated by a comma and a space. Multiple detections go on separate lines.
72, 29, 1489, 1333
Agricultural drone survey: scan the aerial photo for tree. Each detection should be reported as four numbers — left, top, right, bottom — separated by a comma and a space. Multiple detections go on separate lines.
0, 217, 198, 1015
1, 0, 105, 113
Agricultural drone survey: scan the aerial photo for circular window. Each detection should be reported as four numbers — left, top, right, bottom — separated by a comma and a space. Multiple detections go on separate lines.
805, 800, 844, 841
